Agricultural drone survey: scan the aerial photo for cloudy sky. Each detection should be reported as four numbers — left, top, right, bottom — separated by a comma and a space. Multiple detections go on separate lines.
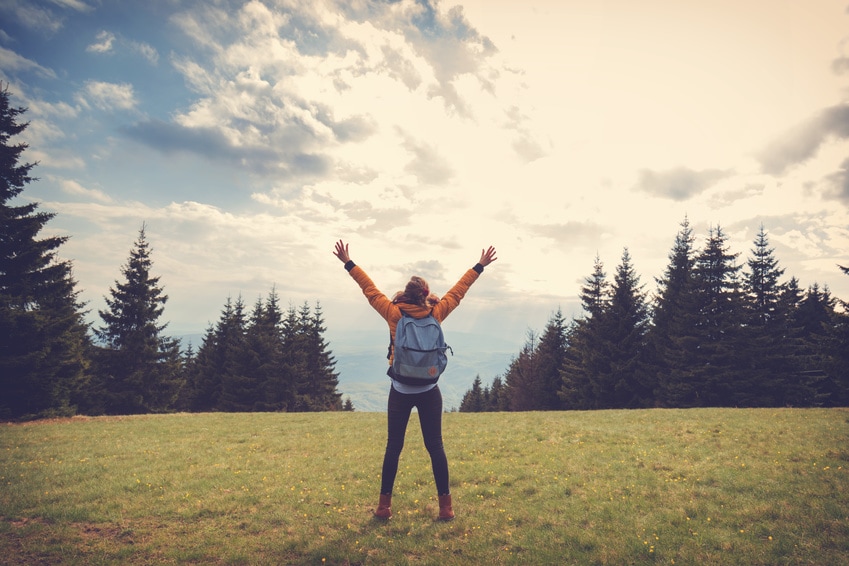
3, 0, 849, 359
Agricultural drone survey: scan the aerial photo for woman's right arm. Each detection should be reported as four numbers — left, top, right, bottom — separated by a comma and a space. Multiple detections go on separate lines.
334, 240, 398, 322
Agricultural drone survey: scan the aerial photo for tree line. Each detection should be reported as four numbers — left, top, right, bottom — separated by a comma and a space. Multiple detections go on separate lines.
0, 87, 344, 420
460, 220, 849, 412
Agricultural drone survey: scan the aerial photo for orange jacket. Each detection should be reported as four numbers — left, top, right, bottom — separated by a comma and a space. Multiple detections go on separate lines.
346, 263, 481, 365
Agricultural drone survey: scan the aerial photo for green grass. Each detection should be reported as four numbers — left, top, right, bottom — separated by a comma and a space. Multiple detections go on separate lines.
1, 409, 848, 565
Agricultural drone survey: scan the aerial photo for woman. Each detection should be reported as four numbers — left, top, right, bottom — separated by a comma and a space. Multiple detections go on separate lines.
333, 240, 497, 521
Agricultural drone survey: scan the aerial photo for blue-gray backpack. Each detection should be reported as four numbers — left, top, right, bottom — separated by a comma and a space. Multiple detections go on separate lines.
388, 312, 453, 385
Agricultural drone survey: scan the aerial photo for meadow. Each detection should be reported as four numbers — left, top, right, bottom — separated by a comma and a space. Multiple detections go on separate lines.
1, 408, 847, 565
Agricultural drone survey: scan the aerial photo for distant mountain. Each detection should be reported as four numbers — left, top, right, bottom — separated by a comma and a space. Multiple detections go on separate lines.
330, 330, 516, 411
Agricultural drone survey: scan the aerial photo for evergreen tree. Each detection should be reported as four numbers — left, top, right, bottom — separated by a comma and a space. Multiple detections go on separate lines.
0, 86, 90, 420
560, 255, 614, 409
487, 376, 510, 411
459, 375, 510, 412
246, 289, 285, 411
93, 225, 182, 414
183, 323, 219, 411
774, 277, 822, 406
743, 225, 785, 327
826, 265, 849, 405
173, 341, 197, 411
605, 248, 652, 407
795, 283, 834, 337
648, 217, 699, 407
215, 291, 288, 412
741, 226, 791, 406
219, 296, 266, 411
505, 330, 538, 411
532, 309, 569, 410
299, 301, 342, 411
794, 283, 838, 404
276, 303, 305, 410
459, 375, 485, 412
580, 254, 609, 318
214, 296, 250, 411
689, 225, 748, 406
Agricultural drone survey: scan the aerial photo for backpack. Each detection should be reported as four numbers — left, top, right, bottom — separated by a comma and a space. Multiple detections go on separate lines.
388, 312, 453, 385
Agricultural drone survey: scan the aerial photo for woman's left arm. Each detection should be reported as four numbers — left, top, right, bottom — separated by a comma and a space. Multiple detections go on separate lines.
432, 246, 497, 321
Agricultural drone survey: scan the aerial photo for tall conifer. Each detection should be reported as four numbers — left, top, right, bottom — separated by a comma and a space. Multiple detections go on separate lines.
505, 330, 539, 411
560, 256, 612, 409
741, 226, 791, 406
533, 309, 569, 410
459, 375, 485, 412
827, 266, 849, 404
300, 302, 342, 411
94, 226, 182, 414
690, 225, 747, 406
649, 217, 699, 407
606, 248, 651, 407
0, 86, 90, 419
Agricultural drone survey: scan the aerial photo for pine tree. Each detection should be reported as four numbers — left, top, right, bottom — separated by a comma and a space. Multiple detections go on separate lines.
775, 277, 821, 406
744, 225, 785, 327
459, 375, 485, 412
794, 283, 838, 404
184, 297, 250, 412
0, 86, 90, 419
606, 248, 651, 407
505, 330, 538, 411
183, 323, 218, 411
488, 376, 510, 411
277, 303, 305, 410
219, 297, 267, 411
461, 375, 510, 412
826, 265, 849, 405
689, 225, 747, 406
741, 226, 791, 406
649, 217, 699, 407
93, 225, 182, 414
560, 255, 614, 409
299, 302, 342, 411
246, 289, 285, 411
532, 309, 569, 410
174, 341, 197, 411
214, 296, 249, 411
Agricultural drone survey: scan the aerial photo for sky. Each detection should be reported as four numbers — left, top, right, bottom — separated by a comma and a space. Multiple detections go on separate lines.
2, 0, 849, 375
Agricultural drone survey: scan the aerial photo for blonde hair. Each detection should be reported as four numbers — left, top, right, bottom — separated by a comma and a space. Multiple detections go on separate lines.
392, 276, 439, 308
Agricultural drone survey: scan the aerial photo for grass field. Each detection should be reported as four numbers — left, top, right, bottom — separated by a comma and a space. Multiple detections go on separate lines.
1, 408, 848, 565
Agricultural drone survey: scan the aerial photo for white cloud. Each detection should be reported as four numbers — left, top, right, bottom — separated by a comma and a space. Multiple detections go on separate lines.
131, 41, 159, 65
0, 46, 56, 78
1, 1, 63, 33
78, 81, 137, 111
53, 177, 113, 203
50, 0, 93, 11
86, 30, 159, 65
86, 30, 115, 53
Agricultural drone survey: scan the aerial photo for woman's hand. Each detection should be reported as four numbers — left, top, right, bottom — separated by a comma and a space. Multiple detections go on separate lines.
333, 240, 351, 263
479, 246, 497, 267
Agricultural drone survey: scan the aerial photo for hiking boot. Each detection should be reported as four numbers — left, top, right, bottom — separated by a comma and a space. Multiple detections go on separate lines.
374, 494, 392, 520
438, 494, 454, 521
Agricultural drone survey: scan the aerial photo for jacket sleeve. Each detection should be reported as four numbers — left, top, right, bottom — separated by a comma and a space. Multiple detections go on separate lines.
431, 268, 481, 323
347, 265, 400, 324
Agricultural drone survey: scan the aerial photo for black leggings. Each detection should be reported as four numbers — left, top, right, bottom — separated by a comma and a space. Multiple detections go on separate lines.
380, 385, 450, 496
